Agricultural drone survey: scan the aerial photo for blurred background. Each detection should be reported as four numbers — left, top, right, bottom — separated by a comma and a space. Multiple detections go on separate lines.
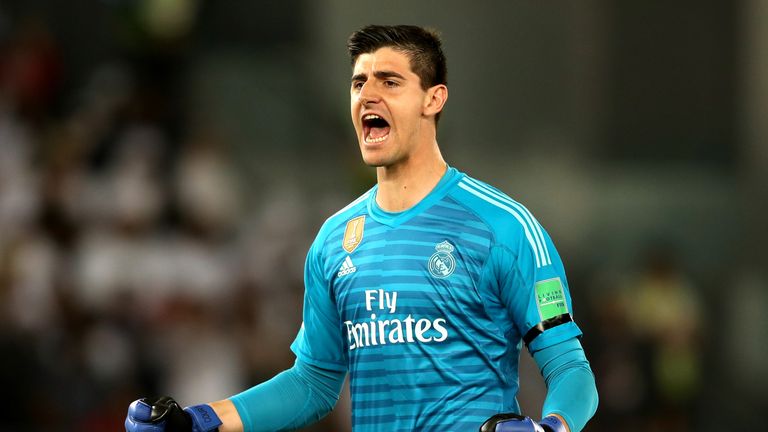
0, 0, 766, 431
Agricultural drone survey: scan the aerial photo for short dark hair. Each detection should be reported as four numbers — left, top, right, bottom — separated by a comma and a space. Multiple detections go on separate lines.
348, 25, 448, 122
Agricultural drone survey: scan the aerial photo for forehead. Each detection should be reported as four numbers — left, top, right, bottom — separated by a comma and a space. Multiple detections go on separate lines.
352, 47, 415, 76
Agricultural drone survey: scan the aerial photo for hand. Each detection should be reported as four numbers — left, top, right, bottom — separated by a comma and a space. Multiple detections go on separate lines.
480, 413, 567, 432
125, 396, 223, 432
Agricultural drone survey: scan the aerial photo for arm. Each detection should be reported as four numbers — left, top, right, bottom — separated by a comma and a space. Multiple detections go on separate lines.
227, 358, 346, 432
127, 229, 347, 432
532, 337, 598, 432
486, 216, 596, 432
126, 358, 345, 432
480, 338, 597, 432
208, 400, 242, 432
219, 228, 347, 431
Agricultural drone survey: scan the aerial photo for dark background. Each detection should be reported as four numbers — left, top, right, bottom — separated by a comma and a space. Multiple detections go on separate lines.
0, 1, 765, 430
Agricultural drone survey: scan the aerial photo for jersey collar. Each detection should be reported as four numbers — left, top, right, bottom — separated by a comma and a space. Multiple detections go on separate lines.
367, 167, 463, 227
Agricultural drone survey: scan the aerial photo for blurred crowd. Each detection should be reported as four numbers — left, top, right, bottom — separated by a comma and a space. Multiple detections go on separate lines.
0, 5, 765, 432
0, 16, 346, 431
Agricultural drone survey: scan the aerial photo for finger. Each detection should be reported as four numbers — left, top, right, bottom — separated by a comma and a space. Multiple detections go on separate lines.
128, 399, 155, 422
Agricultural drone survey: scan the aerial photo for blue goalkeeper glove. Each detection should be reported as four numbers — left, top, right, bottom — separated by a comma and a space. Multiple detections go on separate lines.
480, 413, 567, 432
125, 396, 222, 432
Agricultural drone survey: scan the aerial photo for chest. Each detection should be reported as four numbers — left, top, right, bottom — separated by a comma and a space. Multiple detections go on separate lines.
328, 217, 492, 343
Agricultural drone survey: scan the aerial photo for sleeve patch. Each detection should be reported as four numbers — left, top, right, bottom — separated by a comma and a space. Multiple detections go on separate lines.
535, 277, 568, 321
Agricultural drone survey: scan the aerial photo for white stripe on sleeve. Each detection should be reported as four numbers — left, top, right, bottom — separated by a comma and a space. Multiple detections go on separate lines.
458, 181, 544, 268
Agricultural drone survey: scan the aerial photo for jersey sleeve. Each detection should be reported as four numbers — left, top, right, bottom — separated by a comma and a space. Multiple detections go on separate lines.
289, 234, 349, 371
496, 223, 582, 353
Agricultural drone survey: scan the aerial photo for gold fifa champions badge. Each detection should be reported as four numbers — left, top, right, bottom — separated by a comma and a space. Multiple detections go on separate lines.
343, 216, 365, 253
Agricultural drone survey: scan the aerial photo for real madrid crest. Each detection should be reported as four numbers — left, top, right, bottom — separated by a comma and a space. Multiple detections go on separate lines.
342, 215, 365, 253
429, 240, 456, 278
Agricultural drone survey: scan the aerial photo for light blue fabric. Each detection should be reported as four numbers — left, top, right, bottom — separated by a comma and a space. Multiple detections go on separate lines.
289, 167, 587, 431
230, 359, 346, 432
533, 338, 598, 432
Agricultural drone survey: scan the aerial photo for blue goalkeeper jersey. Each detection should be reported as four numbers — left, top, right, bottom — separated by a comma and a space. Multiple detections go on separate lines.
290, 167, 582, 432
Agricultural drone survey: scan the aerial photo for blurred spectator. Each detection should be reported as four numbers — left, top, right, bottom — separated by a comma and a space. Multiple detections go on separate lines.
0, 102, 39, 241
622, 244, 703, 431
0, 17, 61, 122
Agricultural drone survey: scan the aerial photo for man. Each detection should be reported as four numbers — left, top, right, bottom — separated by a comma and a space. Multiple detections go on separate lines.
126, 25, 598, 432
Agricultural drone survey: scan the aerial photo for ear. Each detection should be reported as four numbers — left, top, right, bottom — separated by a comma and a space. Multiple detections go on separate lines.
423, 84, 448, 118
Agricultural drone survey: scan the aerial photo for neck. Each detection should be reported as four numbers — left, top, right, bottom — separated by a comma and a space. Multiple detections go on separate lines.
375, 140, 447, 212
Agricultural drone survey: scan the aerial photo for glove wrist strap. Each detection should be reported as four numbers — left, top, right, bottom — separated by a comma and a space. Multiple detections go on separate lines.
184, 404, 223, 432
538, 416, 567, 432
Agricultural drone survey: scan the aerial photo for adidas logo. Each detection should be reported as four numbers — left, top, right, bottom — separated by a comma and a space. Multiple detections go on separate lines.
337, 256, 357, 277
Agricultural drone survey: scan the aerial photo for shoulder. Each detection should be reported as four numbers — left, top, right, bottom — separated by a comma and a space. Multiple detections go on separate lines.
312, 187, 373, 250
451, 175, 536, 237
450, 174, 551, 266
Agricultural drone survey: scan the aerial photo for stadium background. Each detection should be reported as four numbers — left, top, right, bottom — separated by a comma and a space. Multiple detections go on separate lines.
0, 1, 765, 430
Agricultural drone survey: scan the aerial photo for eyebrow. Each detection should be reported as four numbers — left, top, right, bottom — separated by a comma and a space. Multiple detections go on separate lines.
351, 70, 407, 82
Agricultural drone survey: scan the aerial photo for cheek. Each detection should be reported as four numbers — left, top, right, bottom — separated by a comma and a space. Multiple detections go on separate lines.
392, 103, 422, 132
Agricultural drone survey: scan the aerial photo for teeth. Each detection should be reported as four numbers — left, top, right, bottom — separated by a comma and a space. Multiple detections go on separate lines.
363, 114, 387, 143
365, 134, 388, 143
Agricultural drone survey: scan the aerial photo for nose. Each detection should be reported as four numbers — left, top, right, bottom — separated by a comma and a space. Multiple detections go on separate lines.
358, 82, 380, 105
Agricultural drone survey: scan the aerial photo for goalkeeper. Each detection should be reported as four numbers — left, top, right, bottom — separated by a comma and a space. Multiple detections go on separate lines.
126, 24, 598, 432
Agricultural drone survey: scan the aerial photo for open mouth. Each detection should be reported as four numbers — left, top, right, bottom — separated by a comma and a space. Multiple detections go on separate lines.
362, 114, 390, 143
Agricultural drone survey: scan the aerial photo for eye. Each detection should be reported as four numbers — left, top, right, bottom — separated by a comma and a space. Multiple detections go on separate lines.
352, 81, 364, 91
383, 80, 398, 88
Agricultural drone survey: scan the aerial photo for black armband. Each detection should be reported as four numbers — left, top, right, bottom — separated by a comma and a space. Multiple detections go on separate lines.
522, 313, 573, 347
